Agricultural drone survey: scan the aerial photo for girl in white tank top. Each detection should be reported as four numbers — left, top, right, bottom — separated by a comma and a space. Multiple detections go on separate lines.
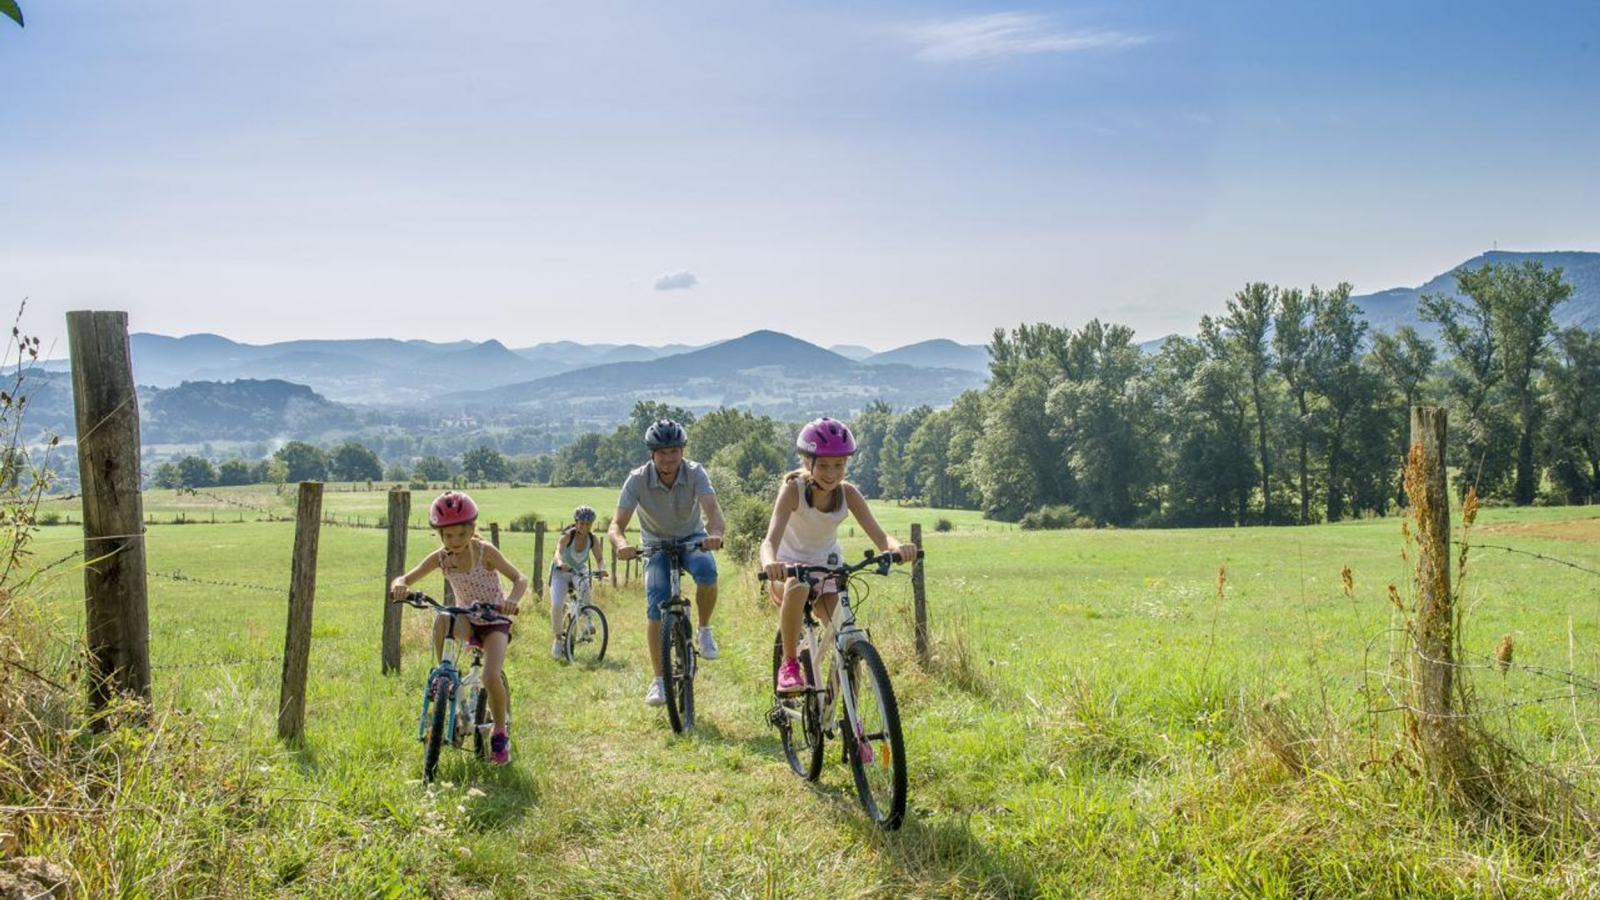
758, 440, 916, 693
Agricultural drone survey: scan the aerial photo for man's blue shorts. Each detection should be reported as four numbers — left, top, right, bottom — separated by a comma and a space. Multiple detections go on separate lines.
644, 543, 718, 621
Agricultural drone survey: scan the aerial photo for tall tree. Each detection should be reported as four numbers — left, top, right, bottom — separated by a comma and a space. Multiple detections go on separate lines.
1273, 288, 1314, 523
330, 441, 383, 482
462, 445, 511, 482
274, 441, 328, 482
1368, 326, 1437, 506
1306, 283, 1367, 522
1214, 284, 1277, 523
1544, 327, 1600, 503
1422, 261, 1572, 503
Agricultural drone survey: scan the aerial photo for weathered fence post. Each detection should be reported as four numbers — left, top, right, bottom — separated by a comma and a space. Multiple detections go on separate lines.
278, 481, 323, 742
911, 522, 929, 665
1406, 406, 1484, 799
68, 310, 151, 724
382, 489, 409, 675
489, 522, 500, 548
533, 521, 546, 596
609, 538, 617, 588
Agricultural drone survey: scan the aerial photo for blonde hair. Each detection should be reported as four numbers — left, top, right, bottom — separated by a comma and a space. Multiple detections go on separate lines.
783, 453, 846, 514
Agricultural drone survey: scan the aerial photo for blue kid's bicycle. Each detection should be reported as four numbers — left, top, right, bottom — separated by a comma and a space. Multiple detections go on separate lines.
394, 592, 511, 782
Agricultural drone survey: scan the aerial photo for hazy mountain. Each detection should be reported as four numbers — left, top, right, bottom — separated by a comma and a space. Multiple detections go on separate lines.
863, 339, 989, 373
439, 330, 987, 420
829, 344, 874, 361
1354, 250, 1600, 336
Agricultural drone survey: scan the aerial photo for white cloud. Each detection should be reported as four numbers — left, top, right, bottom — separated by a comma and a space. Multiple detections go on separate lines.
653, 270, 698, 291
905, 13, 1154, 63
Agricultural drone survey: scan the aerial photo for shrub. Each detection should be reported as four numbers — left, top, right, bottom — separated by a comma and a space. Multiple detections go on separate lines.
934, 517, 954, 533
1018, 504, 1092, 531
508, 511, 545, 533
721, 493, 772, 562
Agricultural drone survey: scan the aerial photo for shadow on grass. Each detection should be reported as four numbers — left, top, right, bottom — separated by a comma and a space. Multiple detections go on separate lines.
838, 801, 1043, 899
448, 752, 542, 830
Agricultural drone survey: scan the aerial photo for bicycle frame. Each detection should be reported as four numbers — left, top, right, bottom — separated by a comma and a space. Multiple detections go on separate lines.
794, 576, 870, 739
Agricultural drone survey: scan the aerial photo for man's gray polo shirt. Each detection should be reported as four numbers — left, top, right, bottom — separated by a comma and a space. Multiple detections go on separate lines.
618, 460, 715, 544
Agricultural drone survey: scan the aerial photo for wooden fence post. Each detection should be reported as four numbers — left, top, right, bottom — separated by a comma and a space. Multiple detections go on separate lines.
279, 481, 323, 742
609, 539, 617, 588
382, 489, 410, 675
489, 522, 500, 548
68, 310, 151, 724
1406, 406, 1484, 798
911, 522, 929, 665
533, 521, 546, 596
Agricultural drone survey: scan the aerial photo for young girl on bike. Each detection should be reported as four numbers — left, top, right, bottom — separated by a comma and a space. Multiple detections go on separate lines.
390, 490, 528, 764
548, 504, 606, 660
760, 417, 917, 693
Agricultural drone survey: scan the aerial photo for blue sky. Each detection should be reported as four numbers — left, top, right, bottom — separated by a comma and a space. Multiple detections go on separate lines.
3, 1, 1597, 351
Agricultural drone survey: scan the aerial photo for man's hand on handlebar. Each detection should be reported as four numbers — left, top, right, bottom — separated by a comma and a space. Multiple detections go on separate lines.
893, 543, 919, 563
701, 534, 724, 552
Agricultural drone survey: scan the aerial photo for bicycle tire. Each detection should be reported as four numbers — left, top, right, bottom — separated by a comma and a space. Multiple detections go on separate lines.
662, 611, 695, 733
841, 641, 907, 829
770, 630, 824, 781
422, 674, 451, 783
565, 604, 609, 665
470, 684, 489, 759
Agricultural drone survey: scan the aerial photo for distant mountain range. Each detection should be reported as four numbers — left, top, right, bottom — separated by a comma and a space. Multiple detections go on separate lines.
437, 330, 988, 422
107, 331, 990, 405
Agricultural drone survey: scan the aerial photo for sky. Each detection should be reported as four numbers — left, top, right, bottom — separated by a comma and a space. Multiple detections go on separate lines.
3, 1, 1599, 352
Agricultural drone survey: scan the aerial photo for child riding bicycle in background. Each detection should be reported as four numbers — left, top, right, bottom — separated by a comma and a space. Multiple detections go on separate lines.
390, 490, 528, 764
549, 504, 606, 660
760, 417, 916, 693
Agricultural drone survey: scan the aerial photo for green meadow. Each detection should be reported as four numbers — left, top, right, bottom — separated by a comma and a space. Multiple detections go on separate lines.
18, 486, 1600, 898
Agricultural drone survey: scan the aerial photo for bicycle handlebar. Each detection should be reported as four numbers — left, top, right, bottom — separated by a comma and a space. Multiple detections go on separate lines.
757, 548, 924, 582
393, 591, 513, 623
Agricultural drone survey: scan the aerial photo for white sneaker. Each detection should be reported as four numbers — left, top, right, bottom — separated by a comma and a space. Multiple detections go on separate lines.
644, 679, 666, 706
551, 638, 566, 661
697, 626, 720, 660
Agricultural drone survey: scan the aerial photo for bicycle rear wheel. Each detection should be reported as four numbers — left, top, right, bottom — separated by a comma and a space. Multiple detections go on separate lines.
770, 630, 824, 780
565, 604, 609, 664
842, 641, 906, 829
422, 674, 451, 782
662, 611, 696, 733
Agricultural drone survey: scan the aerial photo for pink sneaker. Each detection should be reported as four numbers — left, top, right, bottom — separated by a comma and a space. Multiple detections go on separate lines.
776, 658, 805, 693
489, 731, 510, 765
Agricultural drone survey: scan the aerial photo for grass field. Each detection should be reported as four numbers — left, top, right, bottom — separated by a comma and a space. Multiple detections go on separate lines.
16, 487, 1600, 898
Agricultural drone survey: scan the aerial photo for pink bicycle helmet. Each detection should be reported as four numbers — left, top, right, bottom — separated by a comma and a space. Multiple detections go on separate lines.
429, 490, 479, 528
796, 417, 857, 457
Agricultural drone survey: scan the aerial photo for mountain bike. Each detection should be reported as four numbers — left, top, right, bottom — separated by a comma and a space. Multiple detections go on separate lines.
557, 564, 609, 664
640, 540, 704, 734
761, 548, 921, 829
393, 592, 512, 782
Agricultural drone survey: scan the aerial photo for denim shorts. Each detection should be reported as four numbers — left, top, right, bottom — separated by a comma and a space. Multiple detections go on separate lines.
644, 544, 717, 621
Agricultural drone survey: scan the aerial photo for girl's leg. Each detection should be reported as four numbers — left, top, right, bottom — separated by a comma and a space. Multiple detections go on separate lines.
432, 613, 465, 661
779, 578, 810, 660
549, 568, 569, 639
481, 630, 512, 731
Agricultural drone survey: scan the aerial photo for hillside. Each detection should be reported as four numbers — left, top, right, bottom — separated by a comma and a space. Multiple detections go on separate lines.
1354, 250, 1600, 335
141, 379, 361, 443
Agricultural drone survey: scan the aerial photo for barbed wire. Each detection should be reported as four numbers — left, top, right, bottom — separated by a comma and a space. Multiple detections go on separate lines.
1459, 540, 1600, 579
150, 654, 283, 672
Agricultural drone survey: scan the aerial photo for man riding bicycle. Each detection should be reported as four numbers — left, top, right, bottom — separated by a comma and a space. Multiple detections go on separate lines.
608, 419, 726, 706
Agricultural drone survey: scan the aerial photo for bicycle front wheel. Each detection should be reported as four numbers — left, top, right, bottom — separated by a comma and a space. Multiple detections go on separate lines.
422, 674, 451, 782
662, 612, 695, 733
842, 641, 906, 829
565, 604, 609, 665
770, 630, 824, 781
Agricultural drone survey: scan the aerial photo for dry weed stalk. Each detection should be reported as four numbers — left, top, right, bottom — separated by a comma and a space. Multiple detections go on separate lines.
1214, 563, 1227, 601
1340, 564, 1353, 598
